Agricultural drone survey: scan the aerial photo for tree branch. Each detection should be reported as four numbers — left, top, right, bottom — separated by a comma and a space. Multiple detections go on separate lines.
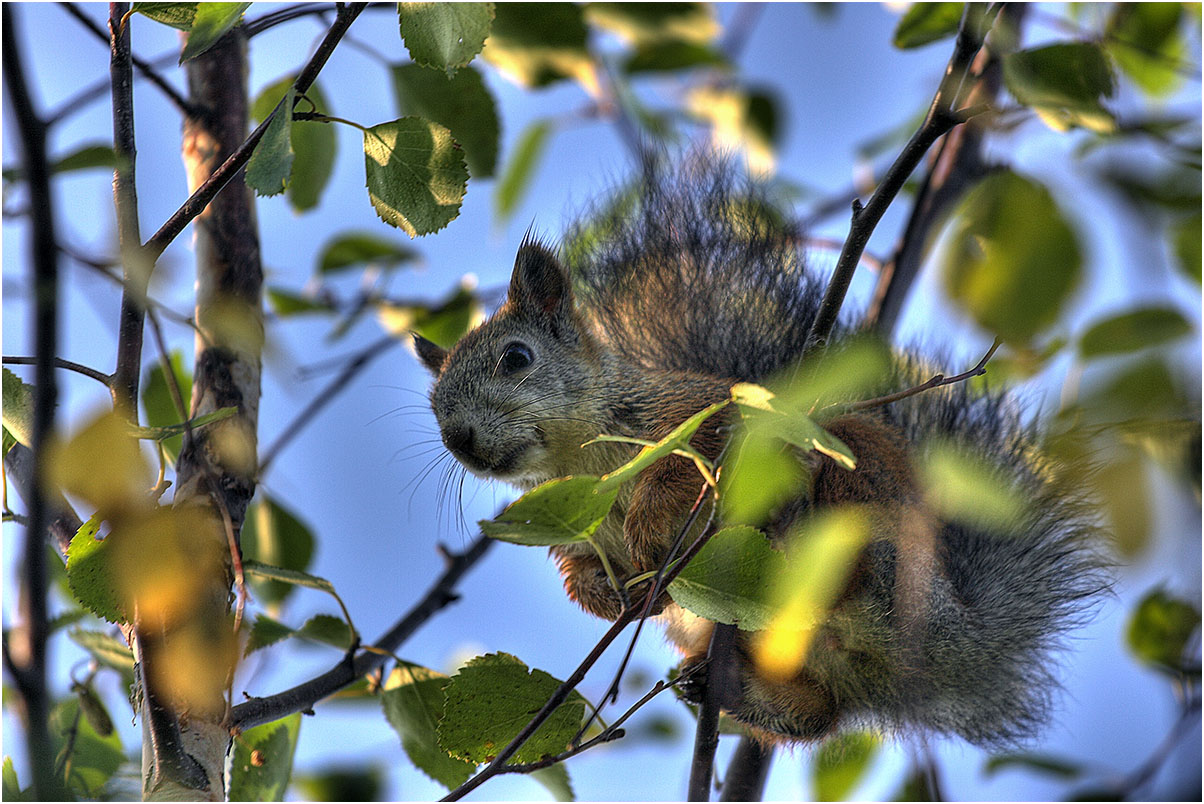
2, 5, 65, 797
688, 623, 737, 801
844, 337, 1002, 413
229, 535, 495, 730
719, 737, 773, 801
802, 2, 1000, 356
59, 2, 196, 119
141, 2, 365, 263
2, 356, 113, 386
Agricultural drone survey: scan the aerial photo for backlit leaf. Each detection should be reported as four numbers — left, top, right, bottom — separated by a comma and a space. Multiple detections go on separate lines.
892, 3, 963, 49
363, 117, 468, 237
1126, 588, 1200, 674
1106, 3, 1186, 96
481, 3, 591, 89
2, 368, 35, 449
133, 2, 196, 30
246, 87, 294, 197
179, 2, 250, 63
1079, 307, 1192, 358
480, 476, 618, 546
585, 3, 718, 45
1003, 43, 1116, 133
494, 119, 551, 222
381, 667, 476, 789
391, 64, 500, 178
397, 2, 495, 73
669, 526, 780, 630
814, 731, 880, 800
49, 697, 124, 798
228, 714, 302, 802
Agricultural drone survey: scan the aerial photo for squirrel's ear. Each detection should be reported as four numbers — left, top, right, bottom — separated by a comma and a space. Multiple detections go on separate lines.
413, 332, 448, 375
509, 242, 573, 319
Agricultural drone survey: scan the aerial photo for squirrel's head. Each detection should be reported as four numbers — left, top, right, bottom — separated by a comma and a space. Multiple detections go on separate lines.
416, 241, 605, 488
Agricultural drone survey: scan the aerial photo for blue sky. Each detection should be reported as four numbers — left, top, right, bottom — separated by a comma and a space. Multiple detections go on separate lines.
3, 3, 1201, 800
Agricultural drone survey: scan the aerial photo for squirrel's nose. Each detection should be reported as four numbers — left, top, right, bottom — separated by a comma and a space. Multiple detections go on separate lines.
443, 423, 476, 456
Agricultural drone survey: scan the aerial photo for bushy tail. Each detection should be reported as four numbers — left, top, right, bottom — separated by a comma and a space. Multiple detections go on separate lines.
563, 153, 822, 382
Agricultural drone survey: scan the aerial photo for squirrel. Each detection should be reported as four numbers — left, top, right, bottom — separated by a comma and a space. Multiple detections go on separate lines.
414, 156, 1106, 747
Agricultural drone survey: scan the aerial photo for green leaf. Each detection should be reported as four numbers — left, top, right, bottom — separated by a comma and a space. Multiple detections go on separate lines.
3, 756, 26, 802
482, 2, 590, 88
813, 731, 880, 801
892, 3, 963, 49
1126, 588, 1201, 674
298, 614, 355, 650
228, 714, 302, 802
480, 476, 619, 546
50, 697, 124, 798
942, 171, 1082, 343
594, 400, 728, 492
244, 615, 295, 657
317, 232, 421, 275
66, 515, 124, 624
246, 86, 295, 197
67, 628, 135, 688
3, 427, 15, 458
266, 287, 334, 317
754, 509, 873, 681
1003, 43, 1116, 133
624, 41, 729, 74
1095, 450, 1152, 558
531, 763, 574, 801
1079, 306, 1192, 359
252, 76, 337, 212
363, 117, 469, 237
718, 426, 806, 527
391, 64, 500, 178
668, 526, 780, 630
437, 653, 586, 764
242, 561, 356, 638
241, 496, 317, 611
1172, 211, 1202, 284
133, 2, 197, 30
397, 2, 495, 73
293, 767, 383, 802
74, 682, 115, 738
141, 351, 192, 461
983, 752, 1084, 780
2, 367, 35, 448
585, 3, 719, 45
917, 440, 1027, 534
494, 119, 551, 222
377, 284, 482, 347
179, 2, 251, 63
53, 143, 121, 175
381, 666, 476, 789
126, 406, 237, 441
732, 383, 856, 470
1106, 3, 1186, 97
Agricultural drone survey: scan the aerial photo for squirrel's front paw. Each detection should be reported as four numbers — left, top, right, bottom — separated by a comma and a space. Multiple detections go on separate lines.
676, 655, 710, 705
556, 552, 624, 620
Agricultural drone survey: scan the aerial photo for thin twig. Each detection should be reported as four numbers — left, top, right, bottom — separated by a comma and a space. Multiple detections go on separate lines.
2, 6, 64, 797
258, 335, 400, 476
845, 337, 1002, 413
59, 2, 196, 118
243, 2, 336, 37
142, 2, 366, 263
802, 3, 1000, 356
442, 493, 727, 802
46, 48, 179, 127
3, 356, 112, 386
228, 535, 494, 730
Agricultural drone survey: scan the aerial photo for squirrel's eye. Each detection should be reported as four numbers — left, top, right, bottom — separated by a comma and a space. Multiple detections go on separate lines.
499, 342, 534, 375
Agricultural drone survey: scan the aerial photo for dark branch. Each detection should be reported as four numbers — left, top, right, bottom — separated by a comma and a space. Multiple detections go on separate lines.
2, 5, 64, 798
228, 535, 494, 730
141, 3, 366, 263
802, 3, 999, 356
688, 623, 737, 801
3, 356, 113, 386
244, 2, 337, 37
45, 49, 179, 127
719, 737, 774, 801
845, 337, 1002, 413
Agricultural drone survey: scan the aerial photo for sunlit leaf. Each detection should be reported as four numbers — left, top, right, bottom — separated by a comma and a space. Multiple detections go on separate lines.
892, 3, 963, 49
377, 283, 482, 347
480, 476, 618, 546
391, 64, 500, 178
918, 440, 1027, 533
2, 368, 35, 449
1094, 449, 1151, 558
482, 3, 592, 89
363, 117, 468, 237
687, 85, 777, 177
814, 731, 880, 800
228, 714, 302, 802
594, 400, 727, 491
1003, 43, 1116, 133
531, 764, 575, 801
2, 756, 25, 802
753, 509, 872, 681
1106, 3, 1187, 97
397, 2, 495, 73
179, 2, 250, 63
942, 171, 1082, 343
585, 3, 719, 45
437, 652, 586, 764
133, 2, 197, 30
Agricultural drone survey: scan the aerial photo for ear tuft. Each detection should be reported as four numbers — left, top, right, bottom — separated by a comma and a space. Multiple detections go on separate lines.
413, 332, 449, 375
509, 241, 572, 318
